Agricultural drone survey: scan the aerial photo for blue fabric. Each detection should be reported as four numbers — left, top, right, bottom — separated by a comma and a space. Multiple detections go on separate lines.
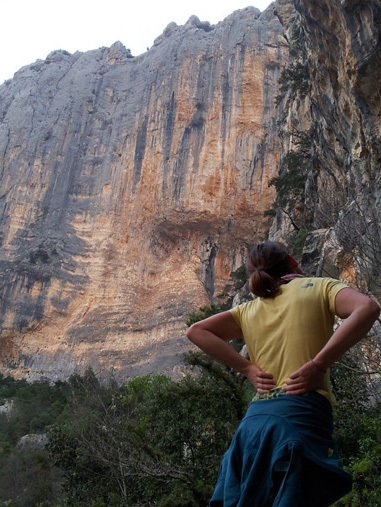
210, 391, 352, 507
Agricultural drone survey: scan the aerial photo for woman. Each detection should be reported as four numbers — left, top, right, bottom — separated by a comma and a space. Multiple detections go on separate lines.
186, 241, 380, 506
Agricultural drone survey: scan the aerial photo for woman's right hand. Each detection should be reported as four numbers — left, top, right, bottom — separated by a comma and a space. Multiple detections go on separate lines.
242, 363, 276, 393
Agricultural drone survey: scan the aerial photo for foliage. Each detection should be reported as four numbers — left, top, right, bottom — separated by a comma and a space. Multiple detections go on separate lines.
0, 449, 63, 507
263, 208, 276, 218
333, 411, 381, 507
269, 151, 308, 210
331, 351, 374, 459
331, 350, 381, 507
348, 414, 381, 507
230, 265, 248, 290
266, 128, 314, 233
0, 374, 68, 506
0, 351, 380, 507
0, 375, 68, 447
286, 228, 309, 254
47, 365, 248, 507
186, 304, 223, 327
278, 61, 310, 97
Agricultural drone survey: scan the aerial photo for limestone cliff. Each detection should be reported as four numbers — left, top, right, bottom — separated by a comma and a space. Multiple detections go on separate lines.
0, 6, 287, 380
1, 0, 380, 382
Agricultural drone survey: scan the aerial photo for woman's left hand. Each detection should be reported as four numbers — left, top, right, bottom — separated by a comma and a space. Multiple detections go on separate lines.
282, 361, 325, 395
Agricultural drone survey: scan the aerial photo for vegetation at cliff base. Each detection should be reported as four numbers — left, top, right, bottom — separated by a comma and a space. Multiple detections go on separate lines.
0, 349, 380, 507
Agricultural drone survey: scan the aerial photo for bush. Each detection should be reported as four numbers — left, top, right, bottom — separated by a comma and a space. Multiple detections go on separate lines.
186, 304, 223, 327
333, 412, 381, 507
47, 368, 248, 506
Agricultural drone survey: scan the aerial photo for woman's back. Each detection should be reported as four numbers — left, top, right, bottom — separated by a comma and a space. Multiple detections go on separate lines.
230, 277, 348, 401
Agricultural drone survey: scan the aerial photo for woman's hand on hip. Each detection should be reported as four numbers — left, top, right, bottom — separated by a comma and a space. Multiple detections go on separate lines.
282, 361, 325, 395
243, 364, 276, 394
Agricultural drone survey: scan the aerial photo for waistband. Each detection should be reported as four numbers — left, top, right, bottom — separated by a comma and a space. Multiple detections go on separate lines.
253, 388, 287, 401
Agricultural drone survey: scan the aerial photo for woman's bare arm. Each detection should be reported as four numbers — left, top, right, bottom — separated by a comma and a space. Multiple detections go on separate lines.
313, 288, 380, 370
186, 311, 276, 393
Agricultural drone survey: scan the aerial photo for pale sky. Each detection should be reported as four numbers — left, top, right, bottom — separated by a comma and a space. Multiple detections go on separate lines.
1, 0, 273, 84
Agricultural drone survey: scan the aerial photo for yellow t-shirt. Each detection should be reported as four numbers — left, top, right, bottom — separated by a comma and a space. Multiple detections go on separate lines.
230, 277, 349, 403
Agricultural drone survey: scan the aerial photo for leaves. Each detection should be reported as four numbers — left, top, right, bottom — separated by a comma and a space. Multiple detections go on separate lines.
0, 357, 380, 506
46, 365, 246, 506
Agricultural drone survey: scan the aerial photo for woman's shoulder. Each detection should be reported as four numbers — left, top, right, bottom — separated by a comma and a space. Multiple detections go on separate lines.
289, 276, 348, 286
230, 298, 258, 316
285, 277, 349, 298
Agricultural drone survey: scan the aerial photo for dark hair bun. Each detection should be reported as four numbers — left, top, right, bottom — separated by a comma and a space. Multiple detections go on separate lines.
246, 242, 291, 298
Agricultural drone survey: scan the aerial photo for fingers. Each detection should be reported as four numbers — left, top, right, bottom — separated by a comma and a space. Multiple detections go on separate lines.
256, 380, 277, 393
282, 362, 325, 395
282, 381, 308, 395
254, 371, 276, 393
244, 364, 276, 393
250, 360, 327, 396
256, 369, 275, 380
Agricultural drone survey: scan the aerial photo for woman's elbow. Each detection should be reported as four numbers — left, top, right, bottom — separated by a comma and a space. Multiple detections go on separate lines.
361, 297, 381, 327
186, 325, 193, 341
336, 289, 380, 321
368, 298, 381, 321
186, 322, 200, 343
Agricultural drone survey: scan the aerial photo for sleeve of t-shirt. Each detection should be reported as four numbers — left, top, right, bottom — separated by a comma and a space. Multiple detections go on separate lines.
324, 278, 350, 314
230, 303, 244, 327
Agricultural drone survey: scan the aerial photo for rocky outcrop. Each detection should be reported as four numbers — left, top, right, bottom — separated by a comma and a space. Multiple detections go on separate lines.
16, 433, 49, 452
274, 0, 381, 295
0, 6, 287, 380
1, 0, 380, 382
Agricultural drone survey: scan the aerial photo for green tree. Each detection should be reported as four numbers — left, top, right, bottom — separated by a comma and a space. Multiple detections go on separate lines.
268, 150, 309, 231
278, 62, 310, 98
331, 348, 381, 506
48, 365, 249, 507
0, 374, 69, 506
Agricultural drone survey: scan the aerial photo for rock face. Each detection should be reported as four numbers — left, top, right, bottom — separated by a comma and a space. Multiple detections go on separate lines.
274, 0, 381, 293
1, 0, 380, 382
0, 7, 287, 380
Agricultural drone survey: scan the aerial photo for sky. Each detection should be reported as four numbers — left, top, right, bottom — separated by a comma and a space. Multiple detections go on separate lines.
1, 0, 273, 84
